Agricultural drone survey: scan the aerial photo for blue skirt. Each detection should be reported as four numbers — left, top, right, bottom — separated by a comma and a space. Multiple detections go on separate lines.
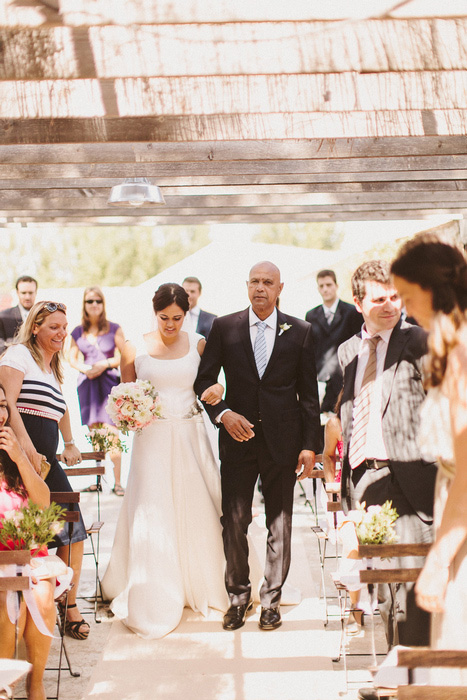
21, 412, 87, 547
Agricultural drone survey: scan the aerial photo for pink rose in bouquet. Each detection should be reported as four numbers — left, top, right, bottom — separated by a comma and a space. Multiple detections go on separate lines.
106, 380, 163, 434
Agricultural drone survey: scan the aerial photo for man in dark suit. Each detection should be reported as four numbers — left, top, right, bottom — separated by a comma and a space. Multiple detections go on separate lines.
195, 261, 321, 631
305, 269, 361, 413
338, 261, 437, 678
182, 276, 217, 339
0, 275, 38, 353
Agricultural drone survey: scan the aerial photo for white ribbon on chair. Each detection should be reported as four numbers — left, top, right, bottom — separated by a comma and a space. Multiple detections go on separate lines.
1, 559, 73, 638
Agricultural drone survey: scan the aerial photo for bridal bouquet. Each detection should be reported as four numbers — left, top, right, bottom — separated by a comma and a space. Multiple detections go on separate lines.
0, 500, 66, 553
349, 500, 399, 545
106, 380, 163, 434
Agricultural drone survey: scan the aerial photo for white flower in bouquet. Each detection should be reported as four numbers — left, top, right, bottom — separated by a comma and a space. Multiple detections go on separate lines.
106, 380, 163, 434
0, 500, 66, 552
352, 500, 399, 545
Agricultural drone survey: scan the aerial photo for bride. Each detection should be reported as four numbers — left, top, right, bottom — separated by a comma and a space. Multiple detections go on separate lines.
101, 283, 229, 638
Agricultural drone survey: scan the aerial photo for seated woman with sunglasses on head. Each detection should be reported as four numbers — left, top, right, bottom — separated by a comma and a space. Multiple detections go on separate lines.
0, 301, 90, 641
0, 382, 68, 700
69, 287, 125, 495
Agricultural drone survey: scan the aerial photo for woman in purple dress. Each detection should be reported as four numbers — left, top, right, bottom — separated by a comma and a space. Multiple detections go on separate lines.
69, 287, 126, 495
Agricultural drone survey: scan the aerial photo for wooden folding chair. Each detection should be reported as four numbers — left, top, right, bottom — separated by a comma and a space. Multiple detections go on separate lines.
48, 492, 81, 700
358, 542, 432, 670
0, 550, 32, 662
57, 451, 106, 622
397, 647, 467, 699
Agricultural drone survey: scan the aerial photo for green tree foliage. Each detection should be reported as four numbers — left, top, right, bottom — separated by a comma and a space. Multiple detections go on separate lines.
0, 226, 210, 290
253, 222, 344, 249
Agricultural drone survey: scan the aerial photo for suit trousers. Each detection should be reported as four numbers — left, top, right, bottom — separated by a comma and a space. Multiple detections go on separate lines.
220, 423, 297, 607
351, 462, 432, 648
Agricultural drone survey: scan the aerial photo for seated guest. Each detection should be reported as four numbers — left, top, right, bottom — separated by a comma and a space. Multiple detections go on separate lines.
392, 233, 467, 685
0, 384, 57, 700
0, 301, 89, 641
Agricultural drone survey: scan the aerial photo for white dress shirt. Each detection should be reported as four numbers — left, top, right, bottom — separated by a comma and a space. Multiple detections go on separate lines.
19, 305, 29, 323
323, 298, 339, 324
352, 326, 394, 460
189, 305, 201, 327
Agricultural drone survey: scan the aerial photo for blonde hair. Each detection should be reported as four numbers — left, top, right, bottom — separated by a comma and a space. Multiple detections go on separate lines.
15, 301, 66, 384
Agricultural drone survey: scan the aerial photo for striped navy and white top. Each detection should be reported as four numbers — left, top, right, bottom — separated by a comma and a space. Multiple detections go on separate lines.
0, 344, 66, 422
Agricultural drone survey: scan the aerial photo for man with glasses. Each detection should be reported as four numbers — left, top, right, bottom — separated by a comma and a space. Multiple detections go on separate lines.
0, 275, 38, 353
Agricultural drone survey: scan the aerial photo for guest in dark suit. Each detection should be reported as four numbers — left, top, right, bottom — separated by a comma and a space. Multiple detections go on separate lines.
182, 276, 217, 339
0, 275, 38, 353
338, 261, 437, 669
305, 269, 361, 413
195, 261, 321, 631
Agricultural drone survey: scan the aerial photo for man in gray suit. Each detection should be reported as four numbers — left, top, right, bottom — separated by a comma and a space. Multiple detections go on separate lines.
338, 261, 437, 670
182, 276, 217, 340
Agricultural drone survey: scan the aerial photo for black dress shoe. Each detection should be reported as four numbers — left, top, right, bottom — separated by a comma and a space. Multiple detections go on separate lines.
222, 600, 253, 630
358, 688, 394, 700
258, 606, 281, 630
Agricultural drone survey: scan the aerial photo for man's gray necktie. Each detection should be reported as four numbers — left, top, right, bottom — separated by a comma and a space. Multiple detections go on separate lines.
254, 321, 268, 378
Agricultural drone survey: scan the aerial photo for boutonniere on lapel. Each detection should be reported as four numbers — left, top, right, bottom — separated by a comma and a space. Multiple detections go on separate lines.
278, 323, 292, 336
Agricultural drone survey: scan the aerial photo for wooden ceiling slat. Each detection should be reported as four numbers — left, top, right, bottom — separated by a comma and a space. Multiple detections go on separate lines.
1, 20, 467, 80
2, 109, 467, 145
2, 181, 465, 199
1, 192, 466, 210
3, 73, 467, 119
1, 136, 467, 163
3, 210, 466, 226
1, 155, 467, 179
2, 0, 466, 27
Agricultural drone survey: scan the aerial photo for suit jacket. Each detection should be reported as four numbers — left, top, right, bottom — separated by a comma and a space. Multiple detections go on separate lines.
196, 309, 217, 340
305, 299, 362, 411
0, 306, 23, 353
195, 308, 322, 466
305, 300, 362, 381
338, 319, 436, 520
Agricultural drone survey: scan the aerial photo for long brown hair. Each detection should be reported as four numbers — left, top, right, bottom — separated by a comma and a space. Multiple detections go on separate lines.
82, 286, 109, 333
15, 301, 66, 384
391, 232, 467, 387
0, 383, 27, 496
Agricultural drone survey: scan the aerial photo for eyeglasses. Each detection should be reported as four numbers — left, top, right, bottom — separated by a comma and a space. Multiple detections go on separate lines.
85, 299, 103, 305
43, 302, 67, 313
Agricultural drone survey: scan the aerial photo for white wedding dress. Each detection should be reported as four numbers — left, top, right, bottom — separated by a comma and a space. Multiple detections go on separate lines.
101, 332, 229, 639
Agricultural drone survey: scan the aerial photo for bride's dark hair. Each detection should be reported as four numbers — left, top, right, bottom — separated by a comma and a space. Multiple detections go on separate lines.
152, 283, 189, 314
0, 383, 27, 496
391, 232, 467, 387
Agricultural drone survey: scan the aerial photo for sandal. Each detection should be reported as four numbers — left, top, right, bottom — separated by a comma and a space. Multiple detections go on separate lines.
112, 485, 125, 496
81, 484, 100, 493
63, 604, 90, 640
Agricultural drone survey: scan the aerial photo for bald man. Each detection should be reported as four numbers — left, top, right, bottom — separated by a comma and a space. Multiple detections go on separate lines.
195, 261, 321, 631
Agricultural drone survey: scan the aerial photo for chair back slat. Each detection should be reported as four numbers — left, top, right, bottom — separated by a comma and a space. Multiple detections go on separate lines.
360, 568, 422, 584
50, 492, 80, 504
63, 466, 106, 478
0, 577, 31, 591
56, 451, 105, 462
0, 550, 32, 566
357, 543, 431, 559
398, 648, 467, 668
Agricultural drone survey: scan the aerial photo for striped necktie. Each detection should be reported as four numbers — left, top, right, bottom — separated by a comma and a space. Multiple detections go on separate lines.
254, 321, 268, 378
349, 335, 381, 469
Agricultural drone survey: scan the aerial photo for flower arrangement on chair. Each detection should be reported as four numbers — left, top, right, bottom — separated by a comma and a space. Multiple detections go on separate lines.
106, 380, 163, 435
0, 500, 66, 553
86, 424, 128, 454
350, 500, 399, 545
